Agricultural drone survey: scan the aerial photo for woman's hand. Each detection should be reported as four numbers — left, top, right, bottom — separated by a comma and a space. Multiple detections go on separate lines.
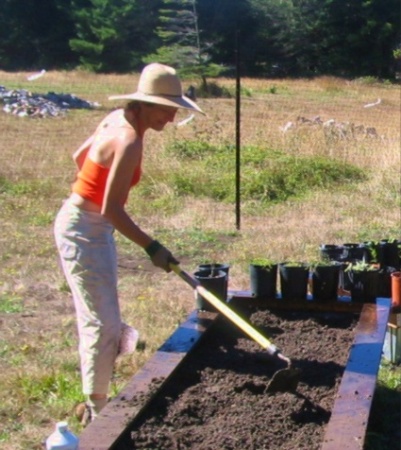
145, 240, 179, 272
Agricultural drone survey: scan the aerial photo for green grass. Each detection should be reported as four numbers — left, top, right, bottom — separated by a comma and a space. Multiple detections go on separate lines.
116, 227, 239, 262
364, 362, 401, 450
0, 293, 24, 314
164, 141, 366, 203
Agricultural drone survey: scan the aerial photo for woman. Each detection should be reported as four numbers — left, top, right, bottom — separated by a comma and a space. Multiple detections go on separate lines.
54, 63, 204, 424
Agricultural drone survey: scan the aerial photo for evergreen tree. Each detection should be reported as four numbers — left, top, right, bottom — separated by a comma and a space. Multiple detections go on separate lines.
196, 0, 256, 74
145, 0, 225, 86
0, 0, 76, 70
0, 0, 398, 78
69, 0, 161, 72
245, 0, 296, 76
320, 0, 400, 78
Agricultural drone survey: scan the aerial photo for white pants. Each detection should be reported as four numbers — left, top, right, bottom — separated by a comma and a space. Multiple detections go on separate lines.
54, 200, 120, 396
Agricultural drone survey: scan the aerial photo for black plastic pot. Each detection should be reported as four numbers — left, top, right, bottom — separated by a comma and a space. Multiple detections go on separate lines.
193, 269, 227, 311
311, 263, 341, 302
249, 263, 278, 300
378, 266, 398, 298
347, 268, 380, 303
377, 240, 400, 269
279, 263, 309, 301
343, 243, 369, 263
320, 244, 345, 262
339, 263, 353, 292
198, 263, 230, 275
197, 263, 230, 300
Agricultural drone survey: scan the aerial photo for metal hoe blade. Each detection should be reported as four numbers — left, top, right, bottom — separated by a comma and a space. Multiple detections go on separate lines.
265, 367, 301, 393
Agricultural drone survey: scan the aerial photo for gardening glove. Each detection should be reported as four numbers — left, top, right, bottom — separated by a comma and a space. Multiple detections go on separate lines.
145, 240, 179, 272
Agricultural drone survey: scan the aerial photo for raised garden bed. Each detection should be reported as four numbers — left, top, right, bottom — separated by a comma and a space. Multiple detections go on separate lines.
79, 297, 390, 450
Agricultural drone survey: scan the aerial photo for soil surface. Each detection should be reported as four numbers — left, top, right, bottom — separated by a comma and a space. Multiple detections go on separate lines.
129, 309, 357, 450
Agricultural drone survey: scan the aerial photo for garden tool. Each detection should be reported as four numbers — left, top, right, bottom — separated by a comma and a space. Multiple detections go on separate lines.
170, 263, 300, 393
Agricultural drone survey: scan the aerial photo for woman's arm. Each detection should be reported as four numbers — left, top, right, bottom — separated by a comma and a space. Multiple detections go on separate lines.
101, 133, 153, 249
101, 131, 178, 272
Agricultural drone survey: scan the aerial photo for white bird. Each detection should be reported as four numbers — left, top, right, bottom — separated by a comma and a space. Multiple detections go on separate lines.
27, 69, 46, 81
363, 98, 381, 108
176, 114, 195, 127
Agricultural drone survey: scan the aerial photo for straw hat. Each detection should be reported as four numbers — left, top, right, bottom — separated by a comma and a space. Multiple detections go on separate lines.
109, 63, 204, 114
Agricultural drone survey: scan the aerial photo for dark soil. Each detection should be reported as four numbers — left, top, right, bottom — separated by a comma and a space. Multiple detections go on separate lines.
128, 309, 357, 450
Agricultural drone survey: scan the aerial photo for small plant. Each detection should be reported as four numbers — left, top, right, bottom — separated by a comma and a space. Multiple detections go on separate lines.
345, 261, 378, 272
250, 258, 276, 268
363, 241, 379, 263
309, 259, 340, 270
281, 261, 306, 267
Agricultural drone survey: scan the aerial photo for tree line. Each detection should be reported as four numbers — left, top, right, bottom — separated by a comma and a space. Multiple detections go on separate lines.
0, 0, 399, 80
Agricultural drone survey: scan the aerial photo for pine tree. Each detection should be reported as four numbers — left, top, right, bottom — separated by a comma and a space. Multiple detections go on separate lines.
69, 0, 160, 73
145, 0, 225, 88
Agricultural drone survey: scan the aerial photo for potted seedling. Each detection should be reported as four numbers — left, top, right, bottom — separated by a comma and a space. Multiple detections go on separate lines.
279, 261, 309, 301
309, 260, 341, 302
364, 239, 400, 296
344, 261, 380, 303
249, 258, 278, 301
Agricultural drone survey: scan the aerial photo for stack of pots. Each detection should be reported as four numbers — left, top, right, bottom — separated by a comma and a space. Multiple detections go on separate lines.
320, 239, 401, 304
194, 263, 230, 311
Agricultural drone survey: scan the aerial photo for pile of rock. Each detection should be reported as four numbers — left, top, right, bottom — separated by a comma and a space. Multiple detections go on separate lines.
0, 86, 100, 118
280, 115, 380, 140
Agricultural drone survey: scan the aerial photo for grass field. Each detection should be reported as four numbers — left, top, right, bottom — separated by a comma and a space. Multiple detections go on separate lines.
0, 70, 400, 449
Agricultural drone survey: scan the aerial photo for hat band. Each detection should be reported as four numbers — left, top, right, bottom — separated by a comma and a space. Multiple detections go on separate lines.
141, 92, 182, 99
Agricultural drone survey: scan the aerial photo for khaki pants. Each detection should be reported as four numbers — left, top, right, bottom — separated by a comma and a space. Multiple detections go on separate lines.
54, 200, 120, 396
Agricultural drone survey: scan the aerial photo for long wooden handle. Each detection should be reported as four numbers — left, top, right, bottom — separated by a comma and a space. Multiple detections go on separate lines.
170, 263, 278, 354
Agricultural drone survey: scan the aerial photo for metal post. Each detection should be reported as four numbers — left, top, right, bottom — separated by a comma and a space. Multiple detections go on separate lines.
235, 28, 241, 230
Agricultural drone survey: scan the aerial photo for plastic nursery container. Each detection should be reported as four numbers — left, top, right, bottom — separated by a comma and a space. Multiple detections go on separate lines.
249, 263, 278, 300
279, 262, 309, 301
198, 263, 230, 300
343, 243, 368, 262
193, 269, 227, 311
348, 267, 380, 303
197, 263, 230, 276
46, 421, 79, 450
311, 262, 341, 302
320, 244, 345, 262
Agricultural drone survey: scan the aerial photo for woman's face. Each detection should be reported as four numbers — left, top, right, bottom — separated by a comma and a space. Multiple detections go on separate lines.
143, 103, 178, 131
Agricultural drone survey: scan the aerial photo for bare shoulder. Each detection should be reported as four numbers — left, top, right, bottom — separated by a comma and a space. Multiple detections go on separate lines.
89, 110, 140, 166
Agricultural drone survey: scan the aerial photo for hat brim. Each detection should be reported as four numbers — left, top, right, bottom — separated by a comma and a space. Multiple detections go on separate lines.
109, 92, 204, 115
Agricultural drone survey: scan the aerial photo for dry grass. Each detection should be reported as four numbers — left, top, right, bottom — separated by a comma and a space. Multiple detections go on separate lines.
0, 70, 400, 448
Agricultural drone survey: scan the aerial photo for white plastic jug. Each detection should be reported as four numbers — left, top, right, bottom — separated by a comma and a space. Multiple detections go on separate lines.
46, 421, 79, 450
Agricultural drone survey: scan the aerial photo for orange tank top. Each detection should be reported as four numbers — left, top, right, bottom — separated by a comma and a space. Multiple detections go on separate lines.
72, 157, 142, 206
